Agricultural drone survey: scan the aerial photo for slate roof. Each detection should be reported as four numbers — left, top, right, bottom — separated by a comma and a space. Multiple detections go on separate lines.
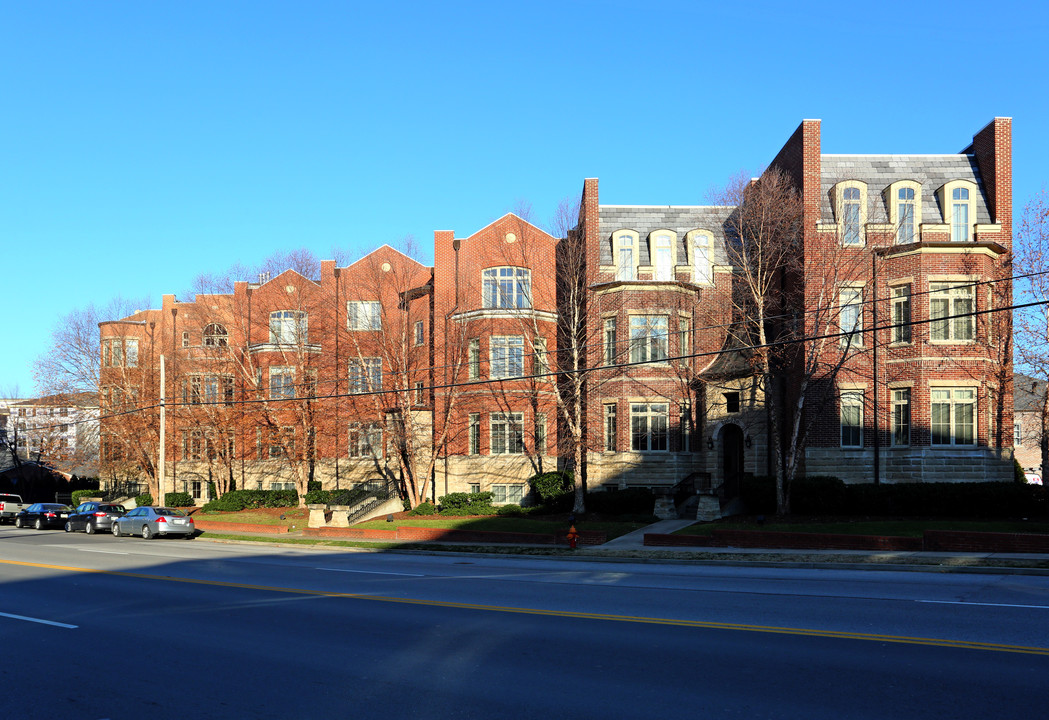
1015, 373, 1045, 414
597, 206, 733, 267
820, 154, 993, 226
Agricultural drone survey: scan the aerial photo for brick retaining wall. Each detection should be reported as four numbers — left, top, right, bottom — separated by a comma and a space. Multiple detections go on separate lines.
302, 525, 606, 545
193, 519, 289, 534
645, 529, 1049, 553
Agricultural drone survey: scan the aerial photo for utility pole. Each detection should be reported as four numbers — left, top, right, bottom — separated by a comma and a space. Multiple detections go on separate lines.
158, 355, 166, 506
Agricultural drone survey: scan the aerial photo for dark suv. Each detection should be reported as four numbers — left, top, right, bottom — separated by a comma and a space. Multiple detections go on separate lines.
65, 502, 127, 534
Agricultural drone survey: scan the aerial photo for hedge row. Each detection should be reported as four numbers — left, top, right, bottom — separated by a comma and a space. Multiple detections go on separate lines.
202, 489, 298, 512
742, 475, 1049, 518
304, 487, 374, 507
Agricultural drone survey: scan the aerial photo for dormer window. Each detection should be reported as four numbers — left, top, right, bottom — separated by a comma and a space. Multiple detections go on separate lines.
843, 188, 861, 245
887, 180, 923, 245
834, 181, 866, 246
653, 234, 674, 280
939, 180, 977, 243
897, 188, 915, 243
952, 187, 970, 242
612, 231, 639, 281
687, 230, 714, 285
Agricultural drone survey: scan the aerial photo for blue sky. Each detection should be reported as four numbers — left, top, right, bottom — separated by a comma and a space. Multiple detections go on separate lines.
2, 1, 1047, 394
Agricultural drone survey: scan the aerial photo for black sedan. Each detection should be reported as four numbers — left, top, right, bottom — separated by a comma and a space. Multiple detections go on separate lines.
14, 503, 73, 530
64, 502, 127, 534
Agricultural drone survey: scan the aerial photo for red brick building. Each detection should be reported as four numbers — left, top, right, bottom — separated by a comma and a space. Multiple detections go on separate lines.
99, 118, 1015, 509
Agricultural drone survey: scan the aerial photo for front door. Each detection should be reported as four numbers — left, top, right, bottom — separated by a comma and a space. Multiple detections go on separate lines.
721, 425, 745, 499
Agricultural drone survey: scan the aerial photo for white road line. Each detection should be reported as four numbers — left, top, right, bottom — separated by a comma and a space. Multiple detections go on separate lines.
0, 611, 78, 628
919, 600, 1049, 610
76, 549, 130, 555
316, 567, 426, 577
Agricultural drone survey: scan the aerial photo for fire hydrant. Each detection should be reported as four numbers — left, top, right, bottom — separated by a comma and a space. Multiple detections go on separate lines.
566, 525, 579, 549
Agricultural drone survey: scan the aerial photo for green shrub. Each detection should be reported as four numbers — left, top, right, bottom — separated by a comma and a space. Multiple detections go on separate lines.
741, 476, 776, 515
495, 503, 525, 516
440, 503, 497, 516
164, 492, 194, 507
530, 472, 573, 506
71, 489, 102, 506
439, 491, 492, 509
202, 489, 299, 512
845, 482, 1048, 519
1015, 458, 1027, 484
135, 493, 154, 507
307, 480, 322, 493
584, 487, 655, 516
791, 476, 848, 515
409, 501, 437, 516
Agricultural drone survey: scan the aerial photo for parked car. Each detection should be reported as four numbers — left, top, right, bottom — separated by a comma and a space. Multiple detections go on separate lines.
0, 493, 31, 524
65, 502, 127, 534
112, 506, 195, 539
14, 503, 74, 530
1025, 473, 1043, 485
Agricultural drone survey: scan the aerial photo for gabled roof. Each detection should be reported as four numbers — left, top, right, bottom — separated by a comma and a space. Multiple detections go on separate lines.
464, 212, 557, 241
1015, 373, 1046, 413
339, 244, 432, 273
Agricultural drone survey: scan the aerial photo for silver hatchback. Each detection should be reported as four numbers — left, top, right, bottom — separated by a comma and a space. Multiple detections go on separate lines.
111, 506, 195, 539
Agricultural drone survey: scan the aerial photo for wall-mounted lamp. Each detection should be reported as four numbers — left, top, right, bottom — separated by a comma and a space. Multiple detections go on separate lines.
745, 434, 752, 448
706, 437, 715, 450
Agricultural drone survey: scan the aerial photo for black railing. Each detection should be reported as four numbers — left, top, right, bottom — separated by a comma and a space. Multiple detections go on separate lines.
345, 479, 399, 526
102, 480, 144, 502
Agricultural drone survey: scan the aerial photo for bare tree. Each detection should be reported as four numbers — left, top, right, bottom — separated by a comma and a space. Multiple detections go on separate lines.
715, 167, 876, 514
1013, 190, 1049, 477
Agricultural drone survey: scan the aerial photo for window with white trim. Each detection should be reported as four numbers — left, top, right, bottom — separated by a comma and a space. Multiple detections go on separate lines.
840, 287, 863, 347
604, 403, 617, 452
270, 311, 307, 344
653, 234, 674, 281
203, 323, 228, 347
834, 182, 867, 246
534, 413, 547, 454
629, 315, 668, 363
533, 337, 548, 375
891, 285, 912, 344
468, 413, 480, 455
102, 338, 138, 368
269, 367, 296, 399
468, 338, 480, 379
604, 318, 617, 365
892, 388, 911, 447
630, 403, 668, 452
931, 388, 976, 446
840, 391, 863, 448
349, 357, 382, 393
491, 413, 524, 455
613, 232, 638, 281
483, 267, 531, 309
490, 336, 524, 378
842, 187, 862, 245
951, 187, 971, 242
897, 187, 916, 244
692, 232, 713, 284
348, 423, 383, 458
929, 282, 974, 342
491, 484, 525, 504
347, 301, 381, 331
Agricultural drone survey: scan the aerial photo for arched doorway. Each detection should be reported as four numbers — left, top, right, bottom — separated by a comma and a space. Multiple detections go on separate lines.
721, 424, 745, 500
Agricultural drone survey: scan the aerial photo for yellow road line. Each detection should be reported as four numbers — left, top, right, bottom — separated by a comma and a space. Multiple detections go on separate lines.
4, 558, 1048, 656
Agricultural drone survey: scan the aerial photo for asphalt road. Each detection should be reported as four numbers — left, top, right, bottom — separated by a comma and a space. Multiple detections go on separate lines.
2, 524, 1048, 719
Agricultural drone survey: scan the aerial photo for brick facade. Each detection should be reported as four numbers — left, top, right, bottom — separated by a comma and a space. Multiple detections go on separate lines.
99, 118, 1015, 507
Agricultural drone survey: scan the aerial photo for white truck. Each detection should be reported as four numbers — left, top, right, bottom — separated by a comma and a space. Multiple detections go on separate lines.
0, 494, 31, 523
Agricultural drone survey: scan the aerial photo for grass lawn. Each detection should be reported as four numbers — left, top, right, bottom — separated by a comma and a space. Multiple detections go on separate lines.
674, 518, 1049, 537
354, 515, 651, 539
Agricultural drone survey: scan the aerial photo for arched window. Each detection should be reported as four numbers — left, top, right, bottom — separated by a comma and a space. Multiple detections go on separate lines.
653, 234, 674, 280
897, 188, 916, 244
842, 187, 861, 245
952, 187, 970, 242
689, 231, 714, 285
482, 267, 531, 309
203, 323, 228, 347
